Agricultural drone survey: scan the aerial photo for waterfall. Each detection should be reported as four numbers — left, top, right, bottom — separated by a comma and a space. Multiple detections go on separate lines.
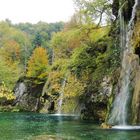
57, 77, 67, 114
108, 0, 138, 125
14, 82, 26, 100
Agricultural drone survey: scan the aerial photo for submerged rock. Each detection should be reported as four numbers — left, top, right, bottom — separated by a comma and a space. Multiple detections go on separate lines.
101, 123, 112, 129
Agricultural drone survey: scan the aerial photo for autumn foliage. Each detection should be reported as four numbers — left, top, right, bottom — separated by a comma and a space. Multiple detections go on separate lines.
27, 47, 49, 79
1, 40, 21, 63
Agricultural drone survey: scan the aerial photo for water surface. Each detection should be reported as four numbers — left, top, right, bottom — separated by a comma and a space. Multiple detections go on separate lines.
0, 112, 140, 140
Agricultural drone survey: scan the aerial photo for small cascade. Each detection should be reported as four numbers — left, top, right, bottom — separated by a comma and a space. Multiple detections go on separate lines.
57, 77, 67, 114
14, 82, 26, 103
108, 0, 138, 125
42, 74, 51, 96
35, 98, 39, 111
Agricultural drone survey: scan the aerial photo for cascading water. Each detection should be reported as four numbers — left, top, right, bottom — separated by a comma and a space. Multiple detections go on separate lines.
108, 0, 138, 125
57, 77, 66, 114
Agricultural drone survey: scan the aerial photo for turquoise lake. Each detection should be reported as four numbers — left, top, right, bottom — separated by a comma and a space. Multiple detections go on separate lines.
0, 112, 140, 140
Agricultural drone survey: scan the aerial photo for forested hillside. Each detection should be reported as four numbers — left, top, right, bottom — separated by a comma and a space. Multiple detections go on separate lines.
0, 21, 64, 109
1, 0, 140, 139
0, 0, 122, 121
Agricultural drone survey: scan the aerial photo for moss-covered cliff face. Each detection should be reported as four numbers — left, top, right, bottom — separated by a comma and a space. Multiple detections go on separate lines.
131, 3, 140, 124
77, 35, 121, 121
118, 0, 140, 124
112, 0, 135, 20
80, 0, 125, 122
107, 0, 140, 125
79, 0, 133, 120
112, 0, 135, 21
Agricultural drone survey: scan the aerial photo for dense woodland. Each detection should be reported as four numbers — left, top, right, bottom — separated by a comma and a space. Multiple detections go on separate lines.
0, 0, 138, 122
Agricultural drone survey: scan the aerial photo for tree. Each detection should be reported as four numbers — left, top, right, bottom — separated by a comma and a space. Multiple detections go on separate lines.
51, 27, 85, 60
15, 22, 64, 48
74, 0, 112, 26
0, 82, 15, 102
0, 57, 21, 89
1, 40, 21, 63
27, 47, 49, 79
0, 21, 32, 67
33, 32, 43, 47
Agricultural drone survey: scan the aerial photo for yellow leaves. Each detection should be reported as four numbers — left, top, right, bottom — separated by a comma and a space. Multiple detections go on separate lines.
0, 40, 21, 63
50, 71, 63, 81
51, 28, 82, 59
0, 82, 16, 101
45, 69, 84, 99
27, 47, 49, 78
52, 83, 60, 91
64, 75, 85, 98
89, 26, 110, 42
43, 71, 65, 97
38, 72, 48, 79
132, 21, 140, 49
48, 71, 64, 92
0, 56, 21, 89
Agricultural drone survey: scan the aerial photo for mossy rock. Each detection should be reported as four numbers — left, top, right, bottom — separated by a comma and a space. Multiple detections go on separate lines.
0, 105, 19, 112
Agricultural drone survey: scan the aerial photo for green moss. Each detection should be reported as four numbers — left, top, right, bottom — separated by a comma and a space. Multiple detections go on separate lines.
0, 105, 19, 112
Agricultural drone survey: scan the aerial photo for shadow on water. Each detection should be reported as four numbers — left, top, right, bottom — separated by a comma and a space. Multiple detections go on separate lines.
0, 112, 140, 140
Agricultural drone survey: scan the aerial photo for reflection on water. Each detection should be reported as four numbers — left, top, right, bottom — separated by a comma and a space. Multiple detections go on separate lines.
0, 112, 140, 140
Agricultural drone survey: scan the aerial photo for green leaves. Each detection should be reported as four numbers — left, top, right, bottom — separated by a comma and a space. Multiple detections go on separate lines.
74, 0, 112, 25
0, 57, 21, 89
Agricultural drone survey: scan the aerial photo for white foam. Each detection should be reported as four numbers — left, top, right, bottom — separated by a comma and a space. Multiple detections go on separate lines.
112, 125, 140, 130
48, 114, 80, 117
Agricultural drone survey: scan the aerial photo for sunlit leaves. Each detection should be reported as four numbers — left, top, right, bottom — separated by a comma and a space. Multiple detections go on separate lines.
64, 74, 85, 98
1, 40, 21, 63
74, 0, 112, 25
0, 57, 21, 89
0, 82, 15, 101
27, 47, 49, 79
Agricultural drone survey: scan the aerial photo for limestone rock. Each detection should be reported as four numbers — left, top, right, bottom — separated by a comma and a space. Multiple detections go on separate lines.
13, 77, 45, 112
